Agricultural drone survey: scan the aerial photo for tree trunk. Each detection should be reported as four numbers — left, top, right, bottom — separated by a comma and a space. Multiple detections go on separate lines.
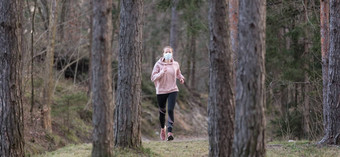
319, 0, 330, 144
186, 32, 191, 86
30, 0, 38, 123
320, 0, 340, 145
114, 0, 143, 148
303, 82, 310, 138
229, 0, 239, 56
91, 0, 114, 156
88, 0, 93, 97
302, 0, 310, 139
233, 0, 266, 156
0, 0, 25, 156
41, 0, 58, 133
59, 0, 67, 42
39, 0, 50, 30
170, 0, 179, 53
208, 0, 235, 156
280, 85, 288, 118
151, 49, 156, 68
190, 33, 196, 90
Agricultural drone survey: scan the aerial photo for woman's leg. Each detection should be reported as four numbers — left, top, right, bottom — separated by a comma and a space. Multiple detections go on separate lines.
157, 94, 169, 129
167, 92, 178, 133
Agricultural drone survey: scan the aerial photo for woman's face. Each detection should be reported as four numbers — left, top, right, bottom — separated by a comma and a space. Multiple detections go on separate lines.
163, 48, 172, 56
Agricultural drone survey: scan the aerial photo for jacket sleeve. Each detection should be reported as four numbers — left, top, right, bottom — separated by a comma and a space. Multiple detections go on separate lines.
151, 64, 165, 82
176, 64, 185, 80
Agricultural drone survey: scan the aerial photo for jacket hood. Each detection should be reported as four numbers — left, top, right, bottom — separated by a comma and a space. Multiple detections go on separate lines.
157, 57, 174, 65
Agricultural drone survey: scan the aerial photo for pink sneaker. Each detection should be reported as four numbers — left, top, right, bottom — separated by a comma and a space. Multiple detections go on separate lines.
167, 132, 174, 141
160, 128, 166, 140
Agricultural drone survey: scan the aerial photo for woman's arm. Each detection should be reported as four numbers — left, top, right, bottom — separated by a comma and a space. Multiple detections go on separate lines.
176, 64, 185, 80
151, 64, 165, 82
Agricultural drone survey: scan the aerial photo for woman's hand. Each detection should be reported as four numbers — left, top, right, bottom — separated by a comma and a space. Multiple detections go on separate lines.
179, 78, 184, 84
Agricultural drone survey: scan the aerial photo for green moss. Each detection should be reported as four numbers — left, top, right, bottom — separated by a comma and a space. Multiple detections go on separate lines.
52, 92, 88, 117
25, 141, 46, 156
45, 133, 66, 147
65, 130, 80, 143
55, 84, 63, 93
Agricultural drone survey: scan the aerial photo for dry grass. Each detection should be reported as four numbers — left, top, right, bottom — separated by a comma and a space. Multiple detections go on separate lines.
34, 139, 340, 157
266, 140, 340, 157
143, 139, 209, 157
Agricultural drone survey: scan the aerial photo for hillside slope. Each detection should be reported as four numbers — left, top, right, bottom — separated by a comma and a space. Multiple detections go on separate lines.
24, 71, 208, 156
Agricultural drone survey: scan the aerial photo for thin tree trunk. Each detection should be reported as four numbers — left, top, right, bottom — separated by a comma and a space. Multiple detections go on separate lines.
30, 0, 38, 124
114, 0, 143, 148
233, 0, 266, 156
303, 82, 310, 138
303, 0, 310, 139
208, 0, 235, 156
91, 0, 114, 156
88, 0, 93, 97
59, 0, 67, 42
186, 32, 191, 86
73, 50, 80, 84
170, 0, 179, 53
0, 0, 25, 156
40, 0, 49, 30
320, 0, 340, 145
151, 49, 156, 68
281, 85, 288, 118
190, 33, 196, 90
319, 0, 330, 144
41, 0, 58, 133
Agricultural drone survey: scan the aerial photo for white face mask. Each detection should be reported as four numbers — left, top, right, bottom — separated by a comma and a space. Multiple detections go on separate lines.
164, 53, 172, 60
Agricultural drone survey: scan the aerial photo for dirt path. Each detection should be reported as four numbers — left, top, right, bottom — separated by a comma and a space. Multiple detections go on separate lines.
34, 139, 340, 157
143, 137, 209, 157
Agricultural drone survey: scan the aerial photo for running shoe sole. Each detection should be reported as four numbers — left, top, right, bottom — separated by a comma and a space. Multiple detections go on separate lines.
167, 135, 174, 141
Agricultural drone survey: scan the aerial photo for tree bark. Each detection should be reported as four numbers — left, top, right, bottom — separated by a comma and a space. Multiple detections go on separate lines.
41, 0, 58, 133
281, 85, 288, 118
320, 0, 340, 145
190, 33, 196, 90
303, 82, 310, 138
229, 0, 239, 56
208, 0, 235, 156
88, 0, 93, 97
59, 0, 68, 42
30, 0, 38, 123
303, 0, 310, 139
319, 0, 330, 144
186, 32, 191, 86
0, 0, 25, 156
233, 0, 266, 156
114, 0, 143, 148
170, 0, 179, 53
91, 0, 114, 156
39, 0, 49, 30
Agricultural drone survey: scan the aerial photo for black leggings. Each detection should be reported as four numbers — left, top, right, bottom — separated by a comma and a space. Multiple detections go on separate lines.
157, 92, 178, 133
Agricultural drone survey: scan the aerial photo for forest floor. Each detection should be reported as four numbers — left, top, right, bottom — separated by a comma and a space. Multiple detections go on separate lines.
25, 74, 340, 157
34, 139, 340, 157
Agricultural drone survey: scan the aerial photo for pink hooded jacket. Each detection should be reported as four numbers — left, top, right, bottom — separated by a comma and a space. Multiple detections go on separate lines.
151, 58, 185, 95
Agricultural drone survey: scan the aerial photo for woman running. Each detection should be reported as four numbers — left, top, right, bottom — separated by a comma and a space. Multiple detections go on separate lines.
151, 46, 185, 141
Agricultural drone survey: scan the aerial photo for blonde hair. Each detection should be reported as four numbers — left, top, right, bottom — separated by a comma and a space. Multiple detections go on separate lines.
163, 46, 174, 53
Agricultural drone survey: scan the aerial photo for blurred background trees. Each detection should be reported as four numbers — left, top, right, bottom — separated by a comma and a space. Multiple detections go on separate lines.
15, 0, 330, 155
266, 0, 322, 140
